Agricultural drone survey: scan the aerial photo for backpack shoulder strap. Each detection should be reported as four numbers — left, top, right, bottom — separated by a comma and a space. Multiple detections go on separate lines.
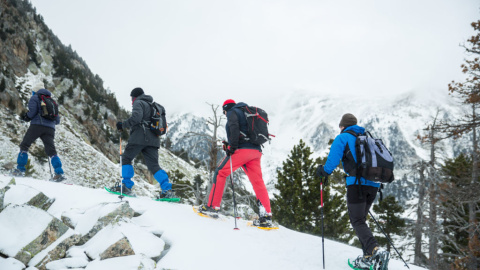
342, 130, 358, 137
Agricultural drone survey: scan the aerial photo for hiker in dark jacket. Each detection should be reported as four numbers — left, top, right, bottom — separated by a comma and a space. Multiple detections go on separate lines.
316, 113, 388, 269
114, 87, 174, 198
199, 99, 273, 227
12, 82, 65, 181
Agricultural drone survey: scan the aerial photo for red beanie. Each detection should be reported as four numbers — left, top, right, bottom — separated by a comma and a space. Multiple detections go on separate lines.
222, 99, 236, 111
223, 99, 235, 106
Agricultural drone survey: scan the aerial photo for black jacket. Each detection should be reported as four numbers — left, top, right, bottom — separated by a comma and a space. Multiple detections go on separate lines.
122, 94, 160, 147
226, 102, 261, 151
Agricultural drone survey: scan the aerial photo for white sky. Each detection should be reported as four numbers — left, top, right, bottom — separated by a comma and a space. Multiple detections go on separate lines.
30, 0, 479, 115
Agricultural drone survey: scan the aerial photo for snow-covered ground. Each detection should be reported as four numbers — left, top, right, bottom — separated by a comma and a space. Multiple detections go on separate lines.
0, 175, 426, 270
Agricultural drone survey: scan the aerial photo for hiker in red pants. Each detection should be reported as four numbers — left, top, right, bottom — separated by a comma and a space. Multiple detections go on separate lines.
199, 99, 272, 227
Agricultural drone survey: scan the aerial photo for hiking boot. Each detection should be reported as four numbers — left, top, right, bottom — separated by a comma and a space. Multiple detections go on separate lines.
11, 168, 25, 177
52, 173, 66, 182
111, 182, 133, 196
348, 255, 374, 270
253, 214, 273, 227
198, 204, 219, 214
157, 189, 176, 199
371, 247, 390, 270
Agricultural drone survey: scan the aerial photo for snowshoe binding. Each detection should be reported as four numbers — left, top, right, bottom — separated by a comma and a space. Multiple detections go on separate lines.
197, 204, 220, 219
10, 168, 25, 177
348, 255, 374, 270
51, 173, 66, 182
371, 247, 390, 270
154, 190, 180, 202
252, 215, 273, 228
105, 182, 135, 197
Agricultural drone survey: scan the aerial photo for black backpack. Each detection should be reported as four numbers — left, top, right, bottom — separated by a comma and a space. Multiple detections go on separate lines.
342, 130, 394, 183
39, 95, 59, 121
238, 105, 271, 145
148, 102, 167, 136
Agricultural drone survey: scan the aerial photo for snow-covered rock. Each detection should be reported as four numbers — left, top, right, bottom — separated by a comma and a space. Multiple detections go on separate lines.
0, 205, 69, 264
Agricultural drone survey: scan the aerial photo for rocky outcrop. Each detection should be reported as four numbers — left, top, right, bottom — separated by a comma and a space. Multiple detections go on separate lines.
34, 234, 81, 270
14, 215, 69, 265
78, 202, 135, 245
27, 192, 55, 211
99, 237, 135, 260
0, 185, 11, 211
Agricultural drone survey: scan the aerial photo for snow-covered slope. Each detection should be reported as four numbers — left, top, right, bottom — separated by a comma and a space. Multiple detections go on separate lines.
0, 175, 426, 270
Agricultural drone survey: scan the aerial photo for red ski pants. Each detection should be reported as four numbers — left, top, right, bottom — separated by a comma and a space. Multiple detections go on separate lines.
207, 149, 271, 213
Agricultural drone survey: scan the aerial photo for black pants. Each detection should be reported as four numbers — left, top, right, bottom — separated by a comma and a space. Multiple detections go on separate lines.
122, 144, 161, 174
20, 125, 57, 156
347, 185, 379, 256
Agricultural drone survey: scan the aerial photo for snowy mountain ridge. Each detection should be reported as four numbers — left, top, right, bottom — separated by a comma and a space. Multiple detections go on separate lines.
167, 88, 467, 200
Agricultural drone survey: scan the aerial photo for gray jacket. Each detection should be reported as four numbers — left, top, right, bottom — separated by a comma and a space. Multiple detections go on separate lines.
123, 94, 160, 147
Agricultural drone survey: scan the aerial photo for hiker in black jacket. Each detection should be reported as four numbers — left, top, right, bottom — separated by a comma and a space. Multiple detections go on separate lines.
113, 87, 174, 198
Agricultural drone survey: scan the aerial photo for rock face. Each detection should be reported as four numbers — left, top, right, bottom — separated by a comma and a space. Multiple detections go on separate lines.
100, 237, 135, 260
78, 202, 135, 245
27, 192, 55, 211
0, 185, 11, 210
34, 234, 81, 270
14, 214, 69, 265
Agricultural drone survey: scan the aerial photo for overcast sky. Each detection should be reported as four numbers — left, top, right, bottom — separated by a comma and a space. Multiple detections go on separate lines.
30, 0, 479, 115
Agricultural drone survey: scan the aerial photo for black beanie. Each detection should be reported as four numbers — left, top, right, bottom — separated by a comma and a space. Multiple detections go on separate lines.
339, 113, 357, 128
130, 87, 144, 97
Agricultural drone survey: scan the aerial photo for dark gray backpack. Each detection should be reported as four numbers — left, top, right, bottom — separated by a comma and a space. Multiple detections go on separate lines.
343, 130, 395, 183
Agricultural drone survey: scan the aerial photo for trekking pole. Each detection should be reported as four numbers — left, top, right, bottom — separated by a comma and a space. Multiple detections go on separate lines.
368, 210, 410, 269
229, 157, 239, 230
320, 181, 325, 269
48, 156, 54, 181
119, 136, 124, 200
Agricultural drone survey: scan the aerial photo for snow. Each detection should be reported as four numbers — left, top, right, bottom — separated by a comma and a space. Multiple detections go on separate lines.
4, 184, 41, 206
0, 204, 53, 256
0, 257, 25, 270
0, 175, 426, 270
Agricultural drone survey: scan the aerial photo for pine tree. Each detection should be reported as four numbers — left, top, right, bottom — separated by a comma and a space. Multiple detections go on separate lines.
272, 140, 353, 241
440, 19, 480, 269
371, 196, 406, 253
439, 154, 479, 268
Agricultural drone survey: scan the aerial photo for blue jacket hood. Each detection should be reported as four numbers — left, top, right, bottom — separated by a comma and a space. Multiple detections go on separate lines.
344, 125, 365, 135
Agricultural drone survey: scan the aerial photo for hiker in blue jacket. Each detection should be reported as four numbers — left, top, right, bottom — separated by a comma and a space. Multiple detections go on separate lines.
316, 113, 388, 269
12, 82, 65, 181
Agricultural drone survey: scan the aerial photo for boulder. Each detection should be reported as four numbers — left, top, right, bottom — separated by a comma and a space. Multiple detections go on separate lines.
0, 185, 11, 211
0, 205, 69, 265
99, 237, 135, 260
15, 216, 69, 265
34, 233, 81, 270
77, 202, 135, 245
27, 192, 55, 211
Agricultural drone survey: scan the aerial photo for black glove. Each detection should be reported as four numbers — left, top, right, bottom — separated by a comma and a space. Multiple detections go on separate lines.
222, 140, 229, 152
226, 146, 237, 156
316, 165, 329, 185
116, 122, 123, 131
21, 113, 31, 122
